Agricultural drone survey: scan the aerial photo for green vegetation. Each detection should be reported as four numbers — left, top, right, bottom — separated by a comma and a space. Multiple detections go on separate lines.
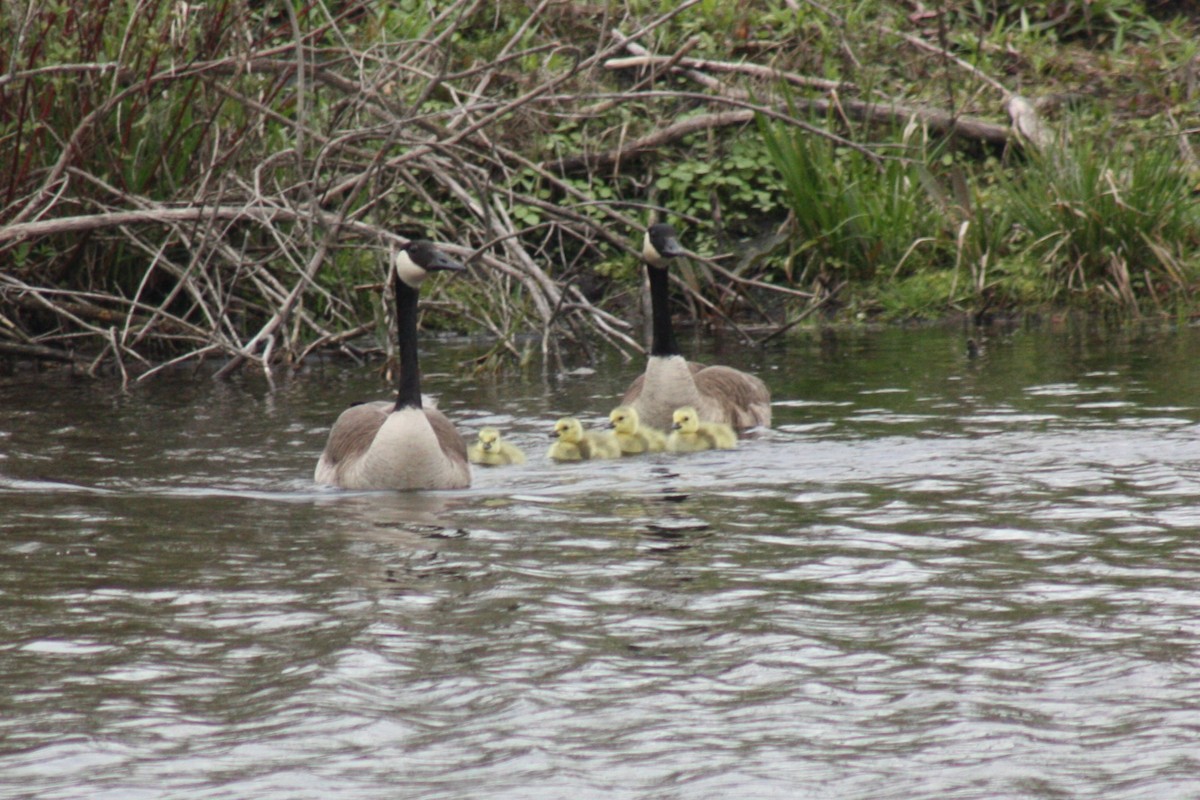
1, 0, 1198, 377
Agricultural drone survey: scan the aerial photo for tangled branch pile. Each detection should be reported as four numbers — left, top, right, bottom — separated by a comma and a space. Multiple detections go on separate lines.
12, 0, 1167, 381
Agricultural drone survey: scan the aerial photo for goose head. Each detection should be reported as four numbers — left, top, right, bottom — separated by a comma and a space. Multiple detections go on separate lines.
671, 406, 700, 434
551, 417, 585, 444
394, 239, 465, 287
477, 427, 502, 452
609, 405, 640, 435
642, 223, 686, 268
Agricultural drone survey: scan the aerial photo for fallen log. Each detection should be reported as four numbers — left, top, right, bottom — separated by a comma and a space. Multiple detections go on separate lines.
545, 96, 1012, 175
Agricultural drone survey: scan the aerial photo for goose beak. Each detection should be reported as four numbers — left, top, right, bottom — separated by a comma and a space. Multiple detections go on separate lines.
426, 251, 466, 273
658, 234, 685, 259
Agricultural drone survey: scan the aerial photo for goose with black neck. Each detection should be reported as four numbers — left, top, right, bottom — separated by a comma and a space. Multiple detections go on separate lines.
314, 240, 471, 490
621, 223, 772, 434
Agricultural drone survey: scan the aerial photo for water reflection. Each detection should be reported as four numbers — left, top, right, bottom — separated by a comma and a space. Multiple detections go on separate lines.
3, 324, 1200, 798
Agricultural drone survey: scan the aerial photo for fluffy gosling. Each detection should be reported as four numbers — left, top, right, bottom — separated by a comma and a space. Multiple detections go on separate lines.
609, 405, 667, 455
547, 417, 621, 461
666, 406, 737, 453
468, 427, 526, 466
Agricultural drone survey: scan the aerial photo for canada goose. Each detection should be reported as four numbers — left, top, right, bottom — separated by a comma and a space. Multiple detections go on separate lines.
608, 405, 666, 455
468, 427, 526, 466
622, 223, 771, 434
666, 406, 737, 453
314, 240, 471, 490
547, 417, 621, 461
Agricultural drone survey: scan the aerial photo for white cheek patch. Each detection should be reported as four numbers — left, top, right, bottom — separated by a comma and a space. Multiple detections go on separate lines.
642, 232, 660, 263
393, 248, 427, 286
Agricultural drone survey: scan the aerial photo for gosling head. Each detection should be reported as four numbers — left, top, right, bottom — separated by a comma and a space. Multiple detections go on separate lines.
609, 405, 640, 435
672, 406, 700, 434
393, 239, 465, 287
551, 417, 584, 444
642, 223, 686, 268
477, 427, 501, 452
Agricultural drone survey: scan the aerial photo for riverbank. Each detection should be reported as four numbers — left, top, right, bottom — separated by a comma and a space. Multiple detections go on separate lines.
2, 1, 1198, 377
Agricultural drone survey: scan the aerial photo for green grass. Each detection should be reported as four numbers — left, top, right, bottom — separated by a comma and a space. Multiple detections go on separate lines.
756, 109, 957, 307
1003, 132, 1200, 306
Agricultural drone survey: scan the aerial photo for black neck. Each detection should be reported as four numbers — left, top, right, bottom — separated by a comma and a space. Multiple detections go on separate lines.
647, 265, 680, 357
393, 279, 422, 410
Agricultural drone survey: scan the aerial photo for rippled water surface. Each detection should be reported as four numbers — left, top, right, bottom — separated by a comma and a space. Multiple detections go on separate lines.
4, 324, 1200, 799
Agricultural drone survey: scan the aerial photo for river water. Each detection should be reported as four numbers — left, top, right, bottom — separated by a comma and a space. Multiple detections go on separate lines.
3, 323, 1200, 799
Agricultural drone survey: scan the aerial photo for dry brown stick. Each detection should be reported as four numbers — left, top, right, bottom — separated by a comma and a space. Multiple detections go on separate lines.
318, 0, 705, 205
700, 254, 815, 301
889, 26, 1010, 98
0, 277, 153, 367
60, 167, 235, 339
135, 344, 224, 383
596, 31, 1014, 154
545, 86, 1012, 176
484, 199, 642, 355
0, 61, 124, 88
0, 340, 90, 366
546, 108, 758, 174
604, 53, 852, 93
3, 49, 302, 227
0, 204, 404, 246
456, 0, 553, 124
215, 75, 427, 377
757, 282, 846, 345
296, 322, 377, 365
1, 277, 213, 344
2, 16, 368, 228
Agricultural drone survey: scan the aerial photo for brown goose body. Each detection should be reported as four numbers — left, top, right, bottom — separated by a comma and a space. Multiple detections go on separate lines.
314, 241, 470, 491
623, 224, 771, 434
315, 403, 469, 489
623, 355, 770, 433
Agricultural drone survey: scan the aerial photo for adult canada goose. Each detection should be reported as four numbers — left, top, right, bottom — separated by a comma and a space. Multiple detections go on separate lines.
547, 417, 621, 461
609, 405, 666, 455
666, 406, 737, 453
468, 427, 526, 466
622, 223, 771, 434
314, 240, 471, 490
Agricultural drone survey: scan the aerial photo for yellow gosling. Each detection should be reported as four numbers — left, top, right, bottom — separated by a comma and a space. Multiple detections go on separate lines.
468, 427, 526, 466
609, 405, 667, 455
666, 406, 737, 453
547, 417, 621, 461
